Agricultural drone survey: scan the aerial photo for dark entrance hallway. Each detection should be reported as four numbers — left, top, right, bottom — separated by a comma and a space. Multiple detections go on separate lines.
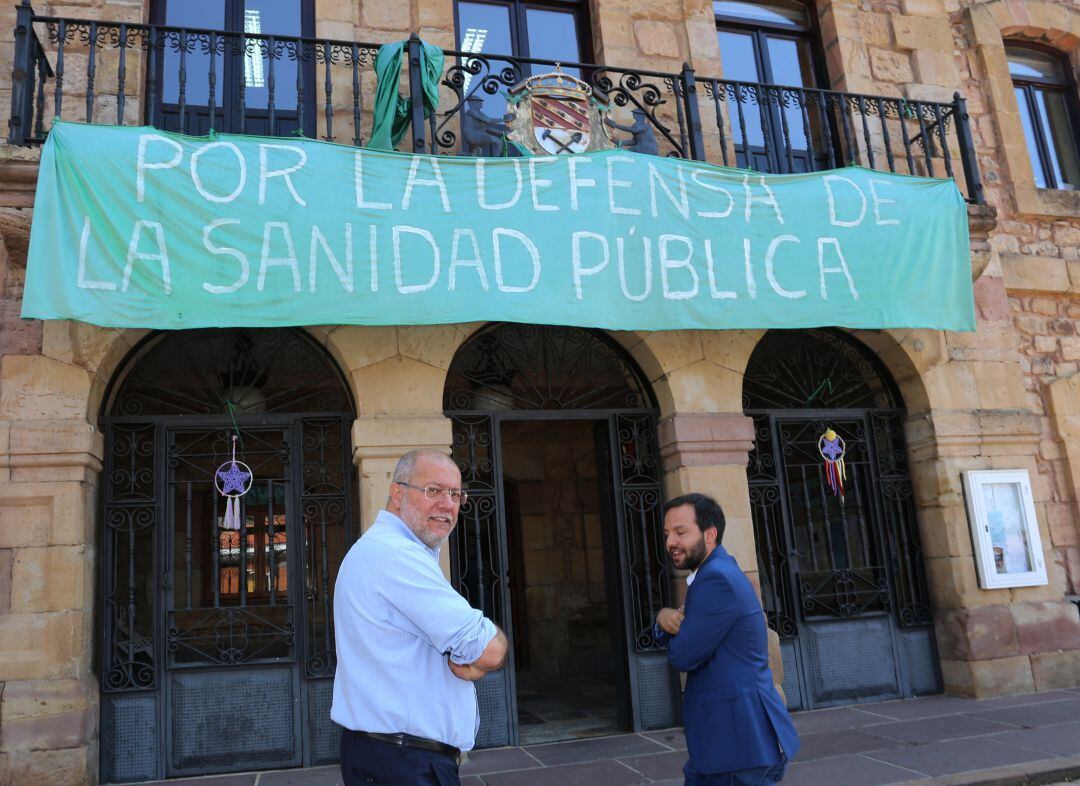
501, 420, 623, 744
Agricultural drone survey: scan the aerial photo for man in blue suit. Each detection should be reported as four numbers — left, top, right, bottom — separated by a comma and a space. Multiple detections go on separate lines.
655, 493, 799, 786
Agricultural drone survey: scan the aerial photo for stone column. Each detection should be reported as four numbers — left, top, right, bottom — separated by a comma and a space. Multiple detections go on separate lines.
352, 415, 455, 574
0, 419, 102, 785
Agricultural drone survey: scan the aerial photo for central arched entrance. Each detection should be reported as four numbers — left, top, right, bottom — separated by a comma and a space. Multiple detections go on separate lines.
98, 328, 355, 783
744, 328, 940, 711
444, 324, 679, 747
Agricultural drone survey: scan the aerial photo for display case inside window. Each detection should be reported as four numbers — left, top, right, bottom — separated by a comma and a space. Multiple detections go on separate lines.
962, 470, 1048, 590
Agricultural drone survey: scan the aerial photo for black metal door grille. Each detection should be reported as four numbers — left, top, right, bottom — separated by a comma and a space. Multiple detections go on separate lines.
99, 329, 354, 783
744, 329, 938, 710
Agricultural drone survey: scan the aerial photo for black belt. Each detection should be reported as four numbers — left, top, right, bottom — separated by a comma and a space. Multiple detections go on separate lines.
352, 730, 461, 763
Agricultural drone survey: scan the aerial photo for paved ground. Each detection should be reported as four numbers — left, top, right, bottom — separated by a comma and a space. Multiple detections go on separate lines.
133, 688, 1080, 786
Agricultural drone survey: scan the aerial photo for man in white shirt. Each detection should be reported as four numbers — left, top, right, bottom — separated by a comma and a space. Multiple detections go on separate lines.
332, 449, 508, 785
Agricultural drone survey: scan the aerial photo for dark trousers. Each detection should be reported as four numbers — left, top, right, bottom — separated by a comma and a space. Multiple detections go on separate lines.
340, 729, 461, 786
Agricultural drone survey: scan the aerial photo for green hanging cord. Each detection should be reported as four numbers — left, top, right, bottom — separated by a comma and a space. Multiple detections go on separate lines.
225, 400, 244, 455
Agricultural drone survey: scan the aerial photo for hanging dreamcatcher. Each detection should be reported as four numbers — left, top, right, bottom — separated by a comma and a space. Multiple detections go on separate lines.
214, 434, 253, 530
817, 427, 846, 502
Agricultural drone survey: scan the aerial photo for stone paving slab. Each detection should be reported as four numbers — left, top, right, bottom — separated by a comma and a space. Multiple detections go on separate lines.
867, 737, 1052, 778
126, 693, 1080, 786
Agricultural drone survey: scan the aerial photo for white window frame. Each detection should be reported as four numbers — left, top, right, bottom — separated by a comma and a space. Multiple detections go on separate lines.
962, 469, 1048, 590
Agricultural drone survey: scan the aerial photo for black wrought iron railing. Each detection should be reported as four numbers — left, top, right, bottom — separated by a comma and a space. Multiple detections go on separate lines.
7, 2, 985, 203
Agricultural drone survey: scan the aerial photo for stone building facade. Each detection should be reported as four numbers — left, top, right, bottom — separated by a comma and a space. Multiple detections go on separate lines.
0, 0, 1078, 783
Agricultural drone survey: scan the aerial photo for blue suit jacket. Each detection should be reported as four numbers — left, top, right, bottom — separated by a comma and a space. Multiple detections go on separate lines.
656, 545, 800, 775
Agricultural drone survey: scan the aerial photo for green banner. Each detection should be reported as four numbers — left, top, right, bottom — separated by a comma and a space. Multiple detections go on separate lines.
22, 122, 974, 331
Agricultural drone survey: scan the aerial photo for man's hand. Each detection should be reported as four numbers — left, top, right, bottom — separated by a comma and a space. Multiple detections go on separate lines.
657, 606, 685, 636
448, 659, 487, 682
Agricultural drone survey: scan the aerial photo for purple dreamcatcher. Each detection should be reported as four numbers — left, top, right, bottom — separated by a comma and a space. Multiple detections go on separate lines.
817, 428, 846, 502
214, 434, 253, 530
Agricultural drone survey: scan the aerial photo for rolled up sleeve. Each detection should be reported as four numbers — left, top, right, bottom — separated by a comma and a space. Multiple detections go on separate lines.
379, 549, 498, 665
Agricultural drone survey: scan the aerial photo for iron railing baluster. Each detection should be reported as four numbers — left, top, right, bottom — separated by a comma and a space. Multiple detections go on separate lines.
816, 90, 836, 169
899, 100, 916, 174
914, 101, 934, 176
797, 88, 813, 171
877, 98, 895, 172
116, 24, 127, 125
177, 29, 187, 133
323, 41, 332, 141
146, 26, 158, 128
238, 34, 247, 134
857, 95, 874, 170
755, 84, 773, 171
733, 84, 751, 169
407, 33, 427, 154
351, 43, 362, 146
207, 31, 217, 130
838, 95, 855, 165
709, 80, 729, 166
267, 36, 277, 133
933, 102, 955, 180
85, 21, 97, 123
777, 87, 794, 172
53, 19, 66, 120
296, 39, 305, 135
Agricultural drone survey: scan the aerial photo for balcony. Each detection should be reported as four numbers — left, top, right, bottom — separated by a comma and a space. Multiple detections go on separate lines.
6, 4, 984, 204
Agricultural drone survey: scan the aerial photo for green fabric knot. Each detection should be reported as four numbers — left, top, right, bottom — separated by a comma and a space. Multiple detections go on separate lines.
368, 39, 445, 151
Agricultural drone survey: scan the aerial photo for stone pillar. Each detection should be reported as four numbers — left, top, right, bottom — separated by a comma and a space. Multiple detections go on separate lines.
0, 419, 102, 786
656, 412, 786, 692
352, 415, 455, 574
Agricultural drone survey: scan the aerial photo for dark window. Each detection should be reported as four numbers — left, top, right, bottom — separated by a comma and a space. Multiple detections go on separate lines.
455, 0, 590, 114
150, 0, 315, 137
715, 0, 828, 172
1007, 43, 1080, 191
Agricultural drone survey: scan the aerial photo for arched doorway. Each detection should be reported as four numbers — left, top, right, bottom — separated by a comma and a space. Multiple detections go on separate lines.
98, 328, 355, 783
744, 329, 940, 710
444, 324, 678, 747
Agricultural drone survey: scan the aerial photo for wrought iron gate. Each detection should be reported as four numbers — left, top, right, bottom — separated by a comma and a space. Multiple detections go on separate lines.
444, 324, 680, 747
744, 329, 939, 710
98, 329, 354, 783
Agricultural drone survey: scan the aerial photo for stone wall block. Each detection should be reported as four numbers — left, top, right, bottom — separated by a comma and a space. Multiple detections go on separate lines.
633, 20, 683, 59
327, 325, 400, 372
911, 49, 961, 88
1046, 502, 1080, 547
9, 546, 87, 613
0, 355, 92, 421
944, 604, 1021, 661
350, 356, 448, 417
0, 746, 93, 786
869, 48, 914, 83
940, 654, 1034, 698
915, 505, 973, 559
1002, 254, 1070, 293
892, 15, 953, 52
923, 554, 1006, 610
1012, 600, 1080, 654
1030, 650, 1080, 692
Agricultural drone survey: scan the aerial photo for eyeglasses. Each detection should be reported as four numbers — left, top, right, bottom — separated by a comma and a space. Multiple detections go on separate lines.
396, 481, 468, 505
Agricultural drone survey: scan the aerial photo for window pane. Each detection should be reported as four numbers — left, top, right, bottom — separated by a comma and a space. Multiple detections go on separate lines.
765, 37, 813, 149
1006, 45, 1065, 81
243, 0, 302, 110
714, 0, 808, 27
525, 7, 583, 78
718, 31, 764, 145
1015, 87, 1047, 189
162, 0, 225, 105
458, 1, 516, 115
1036, 89, 1080, 190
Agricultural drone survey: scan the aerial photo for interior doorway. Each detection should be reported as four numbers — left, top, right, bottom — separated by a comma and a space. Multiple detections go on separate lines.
501, 420, 625, 744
